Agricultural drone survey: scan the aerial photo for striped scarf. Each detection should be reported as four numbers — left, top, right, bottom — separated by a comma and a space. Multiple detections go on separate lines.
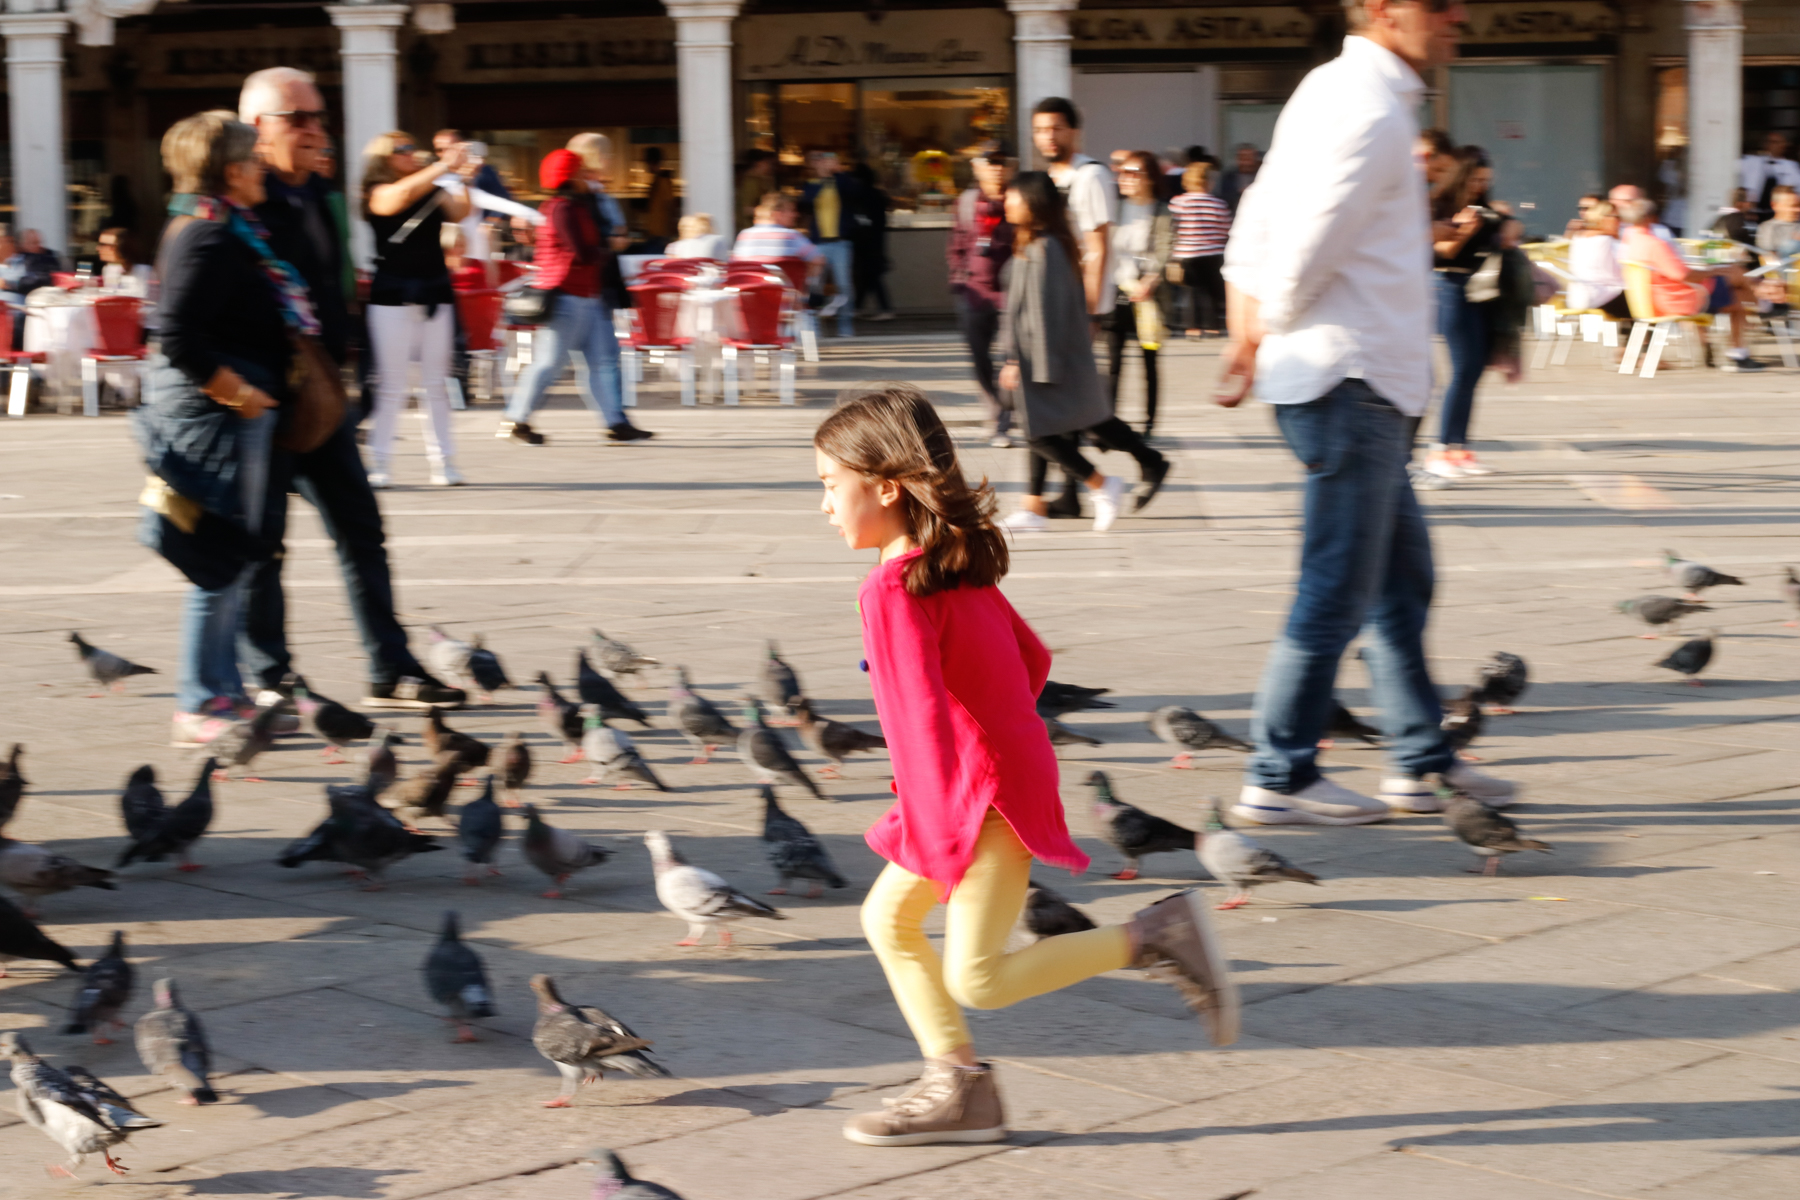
168, 193, 321, 337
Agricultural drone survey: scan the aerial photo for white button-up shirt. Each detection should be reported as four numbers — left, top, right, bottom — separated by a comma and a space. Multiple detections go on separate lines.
1740, 153, 1800, 199
1223, 36, 1432, 416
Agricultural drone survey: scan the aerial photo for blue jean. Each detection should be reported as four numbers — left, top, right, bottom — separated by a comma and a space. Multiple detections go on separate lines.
1435, 270, 1491, 447
819, 240, 855, 336
504, 293, 625, 428
176, 410, 274, 715
1245, 379, 1453, 793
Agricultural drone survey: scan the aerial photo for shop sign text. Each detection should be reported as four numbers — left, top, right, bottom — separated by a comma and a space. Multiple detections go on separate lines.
1460, 2, 1619, 42
741, 10, 1014, 79
1068, 8, 1314, 51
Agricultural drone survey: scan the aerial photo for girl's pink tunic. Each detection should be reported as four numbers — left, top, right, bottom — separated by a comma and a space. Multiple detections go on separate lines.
858, 550, 1090, 893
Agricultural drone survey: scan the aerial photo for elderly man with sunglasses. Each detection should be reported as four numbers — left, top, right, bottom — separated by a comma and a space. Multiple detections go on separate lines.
235, 66, 466, 712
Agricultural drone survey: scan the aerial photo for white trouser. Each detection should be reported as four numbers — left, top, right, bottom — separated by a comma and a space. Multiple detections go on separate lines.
367, 302, 457, 470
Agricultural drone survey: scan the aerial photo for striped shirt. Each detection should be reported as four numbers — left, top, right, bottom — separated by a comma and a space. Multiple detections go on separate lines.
730, 223, 823, 263
1171, 191, 1231, 257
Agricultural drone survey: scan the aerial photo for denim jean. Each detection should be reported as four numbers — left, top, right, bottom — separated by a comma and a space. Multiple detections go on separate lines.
818, 240, 855, 336
242, 413, 430, 691
176, 410, 274, 714
504, 293, 625, 428
1434, 270, 1491, 447
1245, 379, 1453, 793
953, 293, 1009, 436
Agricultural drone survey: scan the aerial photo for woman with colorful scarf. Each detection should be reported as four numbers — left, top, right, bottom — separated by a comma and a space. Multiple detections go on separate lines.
136, 111, 316, 749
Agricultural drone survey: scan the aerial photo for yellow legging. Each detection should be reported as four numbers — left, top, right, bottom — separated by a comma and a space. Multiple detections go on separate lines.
862, 808, 1133, 1058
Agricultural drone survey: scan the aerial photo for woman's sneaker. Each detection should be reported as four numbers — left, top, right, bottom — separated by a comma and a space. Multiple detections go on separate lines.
1423, 453, 1464, 480
607, 423, 655, 442
171, 701, 236, 749
430, 466, 467, 487
497, 421, 547, 446
1091, 475, 1126, 532
1134, 458, 1172, 512
1130, 890, 1240, 1045
999, 509, 1049, 533
1450, 450, 1494, 476
842, 1061, 1006, 1146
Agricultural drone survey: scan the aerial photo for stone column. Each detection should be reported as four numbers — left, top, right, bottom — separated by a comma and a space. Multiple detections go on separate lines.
1684, 0, 1743, 223
0, 11, 70, 254
1008, 0, 1079, 164
327, 4, 409, 267
664, 0, 742, 240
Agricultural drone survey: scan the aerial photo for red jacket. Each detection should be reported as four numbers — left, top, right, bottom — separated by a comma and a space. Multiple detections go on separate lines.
531, 194, 601, 297
947, 188, 1012, 310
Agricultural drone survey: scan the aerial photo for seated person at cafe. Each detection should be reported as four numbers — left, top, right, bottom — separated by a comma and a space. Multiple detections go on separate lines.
731, 192, 823, 293
1566, 201, 1631, 319
1620, 196, 1762, 371
666, 212, 728, 261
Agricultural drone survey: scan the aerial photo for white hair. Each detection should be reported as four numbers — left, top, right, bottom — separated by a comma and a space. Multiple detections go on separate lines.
567, 132, 612, 172
239, 66, 319, 124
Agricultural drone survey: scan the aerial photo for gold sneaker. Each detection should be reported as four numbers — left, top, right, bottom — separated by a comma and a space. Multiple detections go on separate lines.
843, 1061, 1006, 1147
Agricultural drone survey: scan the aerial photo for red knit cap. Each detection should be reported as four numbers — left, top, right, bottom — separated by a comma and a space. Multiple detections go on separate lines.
539, 148, 582, 191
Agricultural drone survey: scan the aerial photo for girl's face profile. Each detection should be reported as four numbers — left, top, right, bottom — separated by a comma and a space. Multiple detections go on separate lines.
817, 449, 903, 552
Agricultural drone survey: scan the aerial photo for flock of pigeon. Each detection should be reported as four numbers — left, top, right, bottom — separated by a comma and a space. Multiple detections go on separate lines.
1615, 548, 1797, 684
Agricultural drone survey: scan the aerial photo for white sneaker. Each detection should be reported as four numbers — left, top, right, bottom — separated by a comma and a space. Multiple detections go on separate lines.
1423, 455, 1464, 480
1091, 476, 1126, 533
1376, 776, 1446, 813
819, 294, 847, 318
1443, 762, 1520, 808
431, 466, 467, 487
989, 435, 1015, 449
1452, 452, 1495, 477
368, 470, 391, 490
1234, 778, 1390, 826
999, 509, 1049, 533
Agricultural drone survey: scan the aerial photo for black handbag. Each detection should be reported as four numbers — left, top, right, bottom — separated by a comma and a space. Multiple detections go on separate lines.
502, 285, 556, 325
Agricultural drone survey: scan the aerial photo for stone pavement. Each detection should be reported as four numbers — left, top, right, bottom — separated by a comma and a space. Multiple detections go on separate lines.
0, 332, 1797, 1200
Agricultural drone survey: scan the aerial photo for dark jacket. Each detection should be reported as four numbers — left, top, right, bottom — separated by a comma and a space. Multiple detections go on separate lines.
998, 239, 1111, 440
157, 218, 294, 400
799, 172, 864, 243
257, 172, 349, 364
948, 188, 1011, 310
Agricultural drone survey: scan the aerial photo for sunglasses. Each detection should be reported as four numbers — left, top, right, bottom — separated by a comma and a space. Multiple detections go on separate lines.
267, 109, 328, 128
391, 144, 417, 156
1118, 168, 1147, 176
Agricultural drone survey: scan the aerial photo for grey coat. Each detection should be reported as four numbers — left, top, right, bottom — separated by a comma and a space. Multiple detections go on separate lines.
998, 239, 1111, 440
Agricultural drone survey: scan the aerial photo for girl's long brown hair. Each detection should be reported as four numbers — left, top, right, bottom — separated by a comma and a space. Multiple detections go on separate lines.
814, 384, 1009, 597
1008, 170, 1081, 270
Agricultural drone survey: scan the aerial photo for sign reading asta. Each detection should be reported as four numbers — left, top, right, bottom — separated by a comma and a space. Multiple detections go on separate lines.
1068, 8, 1315, 52
740, 10, 1014, 79
1460, 2, 1620, 43
436, 17, 677, 83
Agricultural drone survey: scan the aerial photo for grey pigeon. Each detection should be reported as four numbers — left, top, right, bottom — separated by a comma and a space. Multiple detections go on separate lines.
1088, 770, 1195, 880
790, 696, 886, 777
290, 677, 373, 764
1148, 705, 1251, 767
5, 1032, 160, 1177
577, 650, 651, 725
530, 974, 668, 1108
1044, 716, 1103, 748
467, 635, 511, 700
134, 978, 216, 1104
593, 629, 660, 676
0, 893, 80, 975
1655, 630, 1716, 685
365, 726, 404, 797
69, 632, 156, 695
387, 751, 464, 828
1783, 567, 1800, 627
456, 776, 504, 885
1197, 800, 1320, 909
64, 930, 133, 1044
1664, 549, 1743, 599
116, 759, 214, 872
1618, 594, 1709, 638
580, 1148, 686, 1200
1023, 881, 1096, 939
425, 625, 476, 691
581, 706, 668, 790
424, 706, 490, 770
759, 640, 803, 720
522, 803, 612, 899
0, 743, 24, 831
1441, 688, 1485, 761
1443, 789, 1550, 875
537, 671, 585, 762
1320, 700, 1382, 749
117, 764, 162, 843
210, 696, 291, 781
0, 839, 116, 915
739, 695, 827, 801
1469, 652, 1529, 713
499, 730, 531, 806
646, 830, 785, 947
670, 666, 736, 763
277, 783, 442, 888
760, 786, 846, 897
423, 910, 496, 1042
1037, 680, 1113, 719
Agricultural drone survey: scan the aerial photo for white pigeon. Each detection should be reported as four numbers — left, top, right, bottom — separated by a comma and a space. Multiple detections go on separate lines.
1197, 800, 1320, 909
580, 706, 667, 790
5, 1032, 161, 1177
645, 830, 786, 948
425, 625, 476, 690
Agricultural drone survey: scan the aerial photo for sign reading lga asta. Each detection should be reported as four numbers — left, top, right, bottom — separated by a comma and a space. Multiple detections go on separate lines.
740, 9, 1015, 79
1067, 8, 1316, 52
1459, 1, 1621, 43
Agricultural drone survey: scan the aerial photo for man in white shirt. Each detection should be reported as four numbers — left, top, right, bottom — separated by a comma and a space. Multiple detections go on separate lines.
1740, 131, 1800, 218
1031, 97, 1116, 319
1218, 0, 1518, 827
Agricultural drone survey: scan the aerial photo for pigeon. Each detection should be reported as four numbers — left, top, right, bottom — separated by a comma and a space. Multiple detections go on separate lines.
530, 974, 669, 1108
0, 839, 116, 914
1319, 700, 1382, 750
759, 640, 804, 721
1469, 652, 1530, 714
365, 726, 404, 797
1023, 881, 1097, 939
790, 696, 886, 778
116, 759, 214, 872
1148, 705, 1252, 768
1783, 567, 1800, 627
210, 696, 291, 782
537, 671, 586, 762
579, 1148, 686, 1200
593, 629, 660, 676
0, 893, 80, 975
456, 777, 504, 885
582, 707, 668, 790
1037, 680, 1114, 719
424, 706, 490, 770
117, 764, 162, 843
576, 650, 651, 726
1088, 770, 1196, 880
423, 910, 496, 1043
277, 783, 442, 888
426, 624, 476, 691
1664, 549, 1744, 599
290, 678, 374, 764
1655, 630, 1716, 686
1443, 788, 1550, 875
64, 930, 133, 1044
1441, 689, 1485, 761
671, 666, 736, 764
4, 1033, 160, 1177
739, 695, 827, 801
134, 978, 216, 1105
1618, 594, 1710, 638
646, 830, 785, 947
1044, 716, 1103, 748
499, 731, 531, 806
0, 743, 24, 831
69, 632, 156, 696
466, 636, 511, 701
1196, 800, 1320, 909
387, 751, 465, 828
522, 804, 612, 899
760, 786, 846, 897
